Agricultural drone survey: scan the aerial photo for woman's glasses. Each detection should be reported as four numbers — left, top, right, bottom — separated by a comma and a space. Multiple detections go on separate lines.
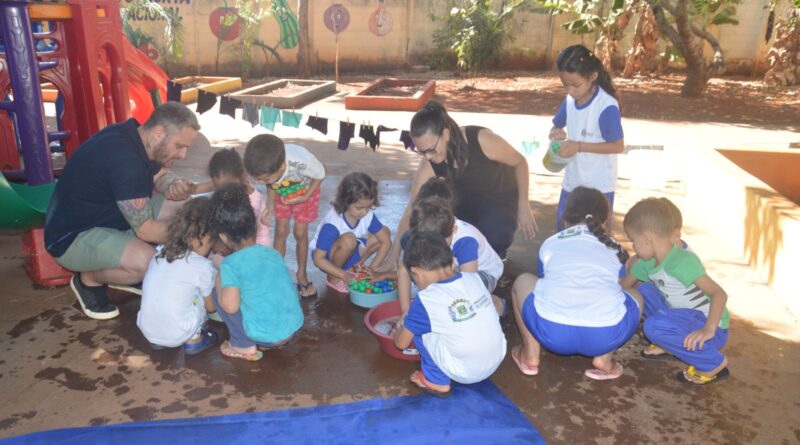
416, 134, 441, 157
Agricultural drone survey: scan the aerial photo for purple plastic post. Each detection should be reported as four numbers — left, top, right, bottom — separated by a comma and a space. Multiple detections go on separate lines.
0, 0, 54, 185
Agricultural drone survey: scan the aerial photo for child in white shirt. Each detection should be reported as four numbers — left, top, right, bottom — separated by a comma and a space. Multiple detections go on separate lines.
394, 232, 506, 397
137, 197, 218, 354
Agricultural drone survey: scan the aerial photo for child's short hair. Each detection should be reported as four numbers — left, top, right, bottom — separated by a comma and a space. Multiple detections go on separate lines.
158, 197, 212, 263
333, 172, 380, 214
243, 134, 285, 178
416, 177, 456, 211
624, 197, 674, 237
564, 186, 629, 264
209, 148, 244, 180
209, 183, 256, 245
403, 231, 454, 272
409, 197, 455, 239
658, 197, 683, 230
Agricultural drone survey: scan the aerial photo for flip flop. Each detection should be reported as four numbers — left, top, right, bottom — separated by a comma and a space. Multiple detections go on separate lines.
676, 366, 730, 386
640, 344, 672, 361
220, 341, 263, 362
584, 362, 624, 380
326, 278, 349, 294
511, 346, 539, 376
184, 328, 218, 356
410, 371, 451, 398
296, 281, 318, 298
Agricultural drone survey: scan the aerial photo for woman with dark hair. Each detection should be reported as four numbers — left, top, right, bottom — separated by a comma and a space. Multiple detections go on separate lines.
383, 100, 537, 269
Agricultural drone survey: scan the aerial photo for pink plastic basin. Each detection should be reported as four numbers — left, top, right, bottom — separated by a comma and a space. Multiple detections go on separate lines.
363, 300, 420, 361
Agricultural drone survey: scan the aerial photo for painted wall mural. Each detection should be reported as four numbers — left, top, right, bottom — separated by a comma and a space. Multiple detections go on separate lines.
324, 3, 350, 34
368, 0, 392, 37
272, 0, 299, 49
209, 7, 242, 41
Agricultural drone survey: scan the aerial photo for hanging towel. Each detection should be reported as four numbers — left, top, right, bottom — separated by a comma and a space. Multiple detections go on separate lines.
166, 80, 183, 103
305, 116, 328, 135
399, 130, 415, 150
196, 90, 217, 114
242, 103, 260, 127
281, 110, 303, 128
219, 96, 241, 119
375, 125, 398, 149
359, 125, 379, 150
260, 106, 281, 131
338, 122, 356, 150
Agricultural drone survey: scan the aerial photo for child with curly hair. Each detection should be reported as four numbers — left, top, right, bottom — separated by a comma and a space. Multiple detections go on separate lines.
137, 197, 219, 354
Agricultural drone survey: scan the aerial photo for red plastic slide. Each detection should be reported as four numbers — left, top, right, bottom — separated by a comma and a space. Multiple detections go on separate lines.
122, 38, 168, 124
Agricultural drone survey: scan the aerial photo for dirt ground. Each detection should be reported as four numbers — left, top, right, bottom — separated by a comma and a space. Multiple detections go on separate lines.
2, 71, 799, 443
330, 71, 800, 131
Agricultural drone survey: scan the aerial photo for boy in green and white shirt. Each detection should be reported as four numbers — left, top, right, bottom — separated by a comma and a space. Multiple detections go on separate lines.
622, 198, 730, 386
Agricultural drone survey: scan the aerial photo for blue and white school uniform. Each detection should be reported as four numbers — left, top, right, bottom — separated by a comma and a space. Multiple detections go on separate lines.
451, 219, 504, 291
310, 208, 384, 270
552, 87, 623, 230
522, 225, 639, 357
404, 272, 507, 385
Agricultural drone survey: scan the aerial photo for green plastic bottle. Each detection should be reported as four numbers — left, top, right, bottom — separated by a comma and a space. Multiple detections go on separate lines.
542, 139, 573, 173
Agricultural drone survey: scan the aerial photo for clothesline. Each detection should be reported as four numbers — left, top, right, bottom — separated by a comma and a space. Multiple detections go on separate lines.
167, 81, 416, 152
167, 81, 540, 156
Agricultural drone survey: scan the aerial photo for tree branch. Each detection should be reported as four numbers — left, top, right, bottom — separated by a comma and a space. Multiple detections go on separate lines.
691, 24, 725, 72
647, 1, 684, 54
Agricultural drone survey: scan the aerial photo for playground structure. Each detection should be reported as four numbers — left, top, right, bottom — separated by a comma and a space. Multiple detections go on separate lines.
0, 0, 169, 285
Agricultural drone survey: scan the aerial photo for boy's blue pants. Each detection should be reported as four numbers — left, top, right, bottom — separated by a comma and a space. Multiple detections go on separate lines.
414, 335, 450, 385
638, 283, 728, 372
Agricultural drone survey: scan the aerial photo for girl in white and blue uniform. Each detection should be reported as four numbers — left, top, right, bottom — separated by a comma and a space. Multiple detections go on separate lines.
548, 44, 625, 231
311, 172, 392, 294
511, 187, 643, 381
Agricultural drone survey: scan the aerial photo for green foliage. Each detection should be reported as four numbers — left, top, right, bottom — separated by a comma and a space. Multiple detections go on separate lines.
689, 0, 741, 28
120, 0, 184, 60
532, 0, 628, 35
431, 0, 528, 73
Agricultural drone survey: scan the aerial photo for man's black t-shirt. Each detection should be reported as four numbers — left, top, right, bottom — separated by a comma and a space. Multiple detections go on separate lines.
45, 119, 160, 257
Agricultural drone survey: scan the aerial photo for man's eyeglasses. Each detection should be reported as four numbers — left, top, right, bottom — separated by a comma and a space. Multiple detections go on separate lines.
416, 134, 441, 157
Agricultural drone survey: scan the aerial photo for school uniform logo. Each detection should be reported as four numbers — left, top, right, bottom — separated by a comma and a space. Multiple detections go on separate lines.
448, 298, 476, 322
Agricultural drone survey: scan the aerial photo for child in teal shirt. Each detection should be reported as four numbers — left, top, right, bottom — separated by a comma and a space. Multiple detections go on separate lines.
210, 184, 303, 361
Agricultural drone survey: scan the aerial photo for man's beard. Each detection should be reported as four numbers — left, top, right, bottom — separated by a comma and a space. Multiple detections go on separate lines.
151, 139, 171, 167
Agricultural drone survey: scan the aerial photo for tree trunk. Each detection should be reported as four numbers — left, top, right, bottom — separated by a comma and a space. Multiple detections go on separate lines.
595, 1, 636, 76
296, 0, 310, 78
673, 0, 707, 96
623, 3, 660, 77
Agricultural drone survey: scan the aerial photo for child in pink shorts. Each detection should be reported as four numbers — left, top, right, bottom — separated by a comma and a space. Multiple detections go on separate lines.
243, 134, 326, 298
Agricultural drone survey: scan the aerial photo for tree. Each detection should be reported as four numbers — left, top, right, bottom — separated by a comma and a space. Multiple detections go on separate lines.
646, 0, 740, 96
296, 0, 310, 78
431, 0, 528, 73
535, 0, 739, 97
764, 2, 800, 86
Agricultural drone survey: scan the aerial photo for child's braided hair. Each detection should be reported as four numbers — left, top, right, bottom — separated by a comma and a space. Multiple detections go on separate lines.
563, 186, 629, 264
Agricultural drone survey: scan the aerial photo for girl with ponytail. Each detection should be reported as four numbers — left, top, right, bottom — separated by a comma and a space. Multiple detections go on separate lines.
549, 44, 626, 231
382, 100, 538, 272
510, 187, 642, 381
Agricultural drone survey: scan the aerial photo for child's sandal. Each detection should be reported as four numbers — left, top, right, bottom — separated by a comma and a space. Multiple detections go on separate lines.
676, 366, 730, 386
296, 281, 318, 298
640, 343, 671, 361
220, 341, 263, 362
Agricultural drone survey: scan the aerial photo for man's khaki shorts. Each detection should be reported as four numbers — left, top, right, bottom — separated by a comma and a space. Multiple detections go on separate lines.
55, 194, 165, 271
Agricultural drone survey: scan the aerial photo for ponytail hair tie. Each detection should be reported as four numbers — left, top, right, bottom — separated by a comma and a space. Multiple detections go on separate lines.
585, 214, 593, 220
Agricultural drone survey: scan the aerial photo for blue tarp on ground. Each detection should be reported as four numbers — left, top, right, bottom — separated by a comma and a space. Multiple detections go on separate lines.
2, 380, 545, 444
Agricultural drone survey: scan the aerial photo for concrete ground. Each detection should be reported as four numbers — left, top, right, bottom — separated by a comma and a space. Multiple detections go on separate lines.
1, 100, 799, 444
